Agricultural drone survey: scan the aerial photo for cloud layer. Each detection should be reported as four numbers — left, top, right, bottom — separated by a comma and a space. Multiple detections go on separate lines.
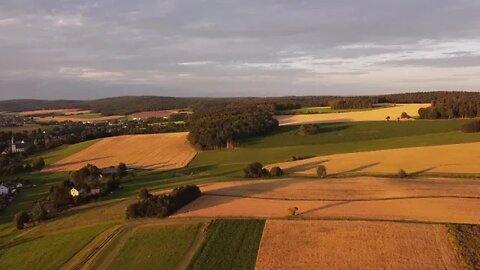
1, 0, 480, 99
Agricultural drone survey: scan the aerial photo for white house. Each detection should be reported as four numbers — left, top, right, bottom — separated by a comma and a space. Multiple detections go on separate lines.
70, 188, 80, 197
0, 185, 9, 195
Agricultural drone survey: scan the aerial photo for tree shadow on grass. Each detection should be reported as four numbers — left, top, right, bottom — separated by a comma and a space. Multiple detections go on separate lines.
329, 162, 380, 177
285, 160, 330, 173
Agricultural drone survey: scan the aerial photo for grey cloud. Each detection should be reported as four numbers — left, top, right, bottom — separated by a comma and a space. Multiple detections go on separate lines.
1, 0, 480, 99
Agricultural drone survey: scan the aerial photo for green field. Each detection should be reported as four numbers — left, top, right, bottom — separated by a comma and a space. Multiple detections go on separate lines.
189, 120, 480, 178
105, 224, 201, 270
188, 219, 265, 270
0, 224, 111, 270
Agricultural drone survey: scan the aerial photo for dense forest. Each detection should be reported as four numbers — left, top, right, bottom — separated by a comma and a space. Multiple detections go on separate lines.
188, 104, 278, 150
1, 91, 480, 116
418, 96, 480, 119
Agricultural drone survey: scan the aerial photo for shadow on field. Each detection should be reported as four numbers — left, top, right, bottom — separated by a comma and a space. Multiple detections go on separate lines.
180, 178, 299, 213
286, 160, 329, 173
47, 156, 111, 169
299, 201, 351, 216
409, 167, 437, 177
330, 162, 380, 177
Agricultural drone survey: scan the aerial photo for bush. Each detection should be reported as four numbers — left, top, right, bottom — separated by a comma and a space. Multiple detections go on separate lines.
270, 166, 284, 177
287, 207, 299, 216
30, 202, 47, 222
117, 162, 128, 178
244, 162, 270, 178
127, 185, 201, 219
138, 188, 151, 200
126, 203, 138, 219
398, 169, 408, 178
32, 157, 45, 171
15, 211, 30, 230
316, 165, 327, 178
461, 120, 480, 133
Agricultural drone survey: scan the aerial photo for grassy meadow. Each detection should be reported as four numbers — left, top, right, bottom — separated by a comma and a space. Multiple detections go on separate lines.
188, 219, 265, 270
104, 224, 201, 270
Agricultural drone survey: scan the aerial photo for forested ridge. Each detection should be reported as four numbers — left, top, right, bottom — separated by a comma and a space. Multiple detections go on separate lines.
1, 91, 480, 116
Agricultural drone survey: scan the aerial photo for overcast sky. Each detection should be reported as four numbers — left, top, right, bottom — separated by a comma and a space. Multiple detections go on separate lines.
1, 0, 480, 100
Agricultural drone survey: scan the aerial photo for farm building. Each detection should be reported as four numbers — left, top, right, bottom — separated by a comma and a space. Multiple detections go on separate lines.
0, 185, 9, 195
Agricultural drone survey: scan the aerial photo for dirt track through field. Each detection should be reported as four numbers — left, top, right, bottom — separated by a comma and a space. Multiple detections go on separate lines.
47, 132, 197, 171
174, 177, 480, 224
276, 103, 429, 125
255, 220, 462, 270
266, 142, 480, 175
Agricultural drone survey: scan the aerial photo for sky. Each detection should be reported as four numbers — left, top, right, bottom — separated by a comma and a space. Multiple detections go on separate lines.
1, 0, 480, 100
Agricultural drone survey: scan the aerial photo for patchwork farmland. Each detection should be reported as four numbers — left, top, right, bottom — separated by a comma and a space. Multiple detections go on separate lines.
47, 132, 197, 171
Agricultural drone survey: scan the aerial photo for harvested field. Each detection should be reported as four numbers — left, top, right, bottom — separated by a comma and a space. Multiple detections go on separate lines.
17, 108, 84, 116
47, 132, 197, 172
131, 110, 180, 119
266, 142, 480, 175
276, 103, 429, 125
174, 177, 480, 224
255, 220, 462, 270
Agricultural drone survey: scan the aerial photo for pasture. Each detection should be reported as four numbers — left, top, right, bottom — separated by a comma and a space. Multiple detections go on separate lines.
266, 142, 480, 175
102, 223, 201, 270
188, 219, 265, 270
256, 220, 461, 270
47, 132, 197, 172
276, 103, 429, 125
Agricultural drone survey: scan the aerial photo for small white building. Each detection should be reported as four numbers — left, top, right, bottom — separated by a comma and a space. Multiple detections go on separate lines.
70, 188, 80, 197
0, 185, 9, 195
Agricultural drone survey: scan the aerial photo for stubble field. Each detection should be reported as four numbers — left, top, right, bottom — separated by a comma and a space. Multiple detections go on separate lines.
255, 220, 461, 270
47, 132, 197, 171
266, 142, 480, 175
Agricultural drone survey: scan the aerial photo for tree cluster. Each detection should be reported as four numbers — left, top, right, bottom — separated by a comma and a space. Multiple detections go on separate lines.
418, 96, 480, 119
329, 98, 375, 110
188, 104, 278, 150
243, 162, 285, 178
126, 185, 201, 219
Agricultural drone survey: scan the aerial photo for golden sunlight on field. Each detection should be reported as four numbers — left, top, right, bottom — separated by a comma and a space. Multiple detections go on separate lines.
174, 177, 480, 224
266, 142, 480, 175
255, 220, 461, 270
276, 103, 430, 125
47, 132, 197, 171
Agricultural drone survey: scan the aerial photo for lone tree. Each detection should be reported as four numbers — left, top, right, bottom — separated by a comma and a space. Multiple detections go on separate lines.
32, 157, 45, 171
386, 116, 391, 121
316, 165, 327, 178
270, 166, 284, 177
15, 211, 30, 230
400, 112, 411, 119
244, 162, 270, 178
288, 207, 299, 216
117, 163, 128, 178
138, 188, 151, 200
398, 169, 408, 178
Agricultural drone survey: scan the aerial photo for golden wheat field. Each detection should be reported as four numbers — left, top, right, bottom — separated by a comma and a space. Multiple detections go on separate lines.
255, 220, 461, 270
174, 177, 480, 224
47, 132, 197, 171
276, 103, 429, 125
266, 142, 480, 175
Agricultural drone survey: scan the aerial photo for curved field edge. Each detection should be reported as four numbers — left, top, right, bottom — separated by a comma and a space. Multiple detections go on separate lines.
187, 219, 265, 270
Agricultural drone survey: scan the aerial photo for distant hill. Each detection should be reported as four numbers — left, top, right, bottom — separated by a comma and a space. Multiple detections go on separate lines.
1, 91, 479, 115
